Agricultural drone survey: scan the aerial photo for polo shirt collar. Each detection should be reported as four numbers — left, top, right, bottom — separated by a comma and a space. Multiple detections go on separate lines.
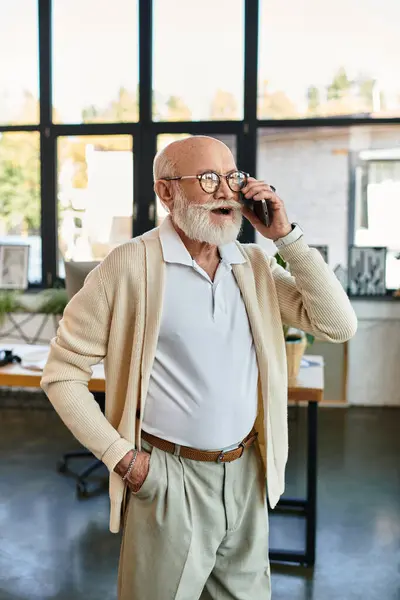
219, 241, 247, 265
159, 215, 247, 266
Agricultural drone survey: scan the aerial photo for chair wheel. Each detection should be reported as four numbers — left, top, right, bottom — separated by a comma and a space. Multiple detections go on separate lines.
57, 460, 67, 473
76, 481, 88, 498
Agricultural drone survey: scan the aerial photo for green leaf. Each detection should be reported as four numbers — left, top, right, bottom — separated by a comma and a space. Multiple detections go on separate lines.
275, 252, 287, 270
35, 289, 68, 315
0, 291, 22, 325
305, 333, 315, 347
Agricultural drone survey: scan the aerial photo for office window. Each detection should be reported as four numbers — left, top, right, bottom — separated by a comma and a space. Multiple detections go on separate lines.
258, 0, 400, 119
52, 0, 139, 123
0, 132, 41, 284
354, 143, 400, 290
57, 135, 133, 277
0, 1, 39, 125
153, 0, 244, 121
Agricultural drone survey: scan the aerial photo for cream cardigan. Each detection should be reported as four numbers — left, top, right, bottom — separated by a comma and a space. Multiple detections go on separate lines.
41, 226, 357, 533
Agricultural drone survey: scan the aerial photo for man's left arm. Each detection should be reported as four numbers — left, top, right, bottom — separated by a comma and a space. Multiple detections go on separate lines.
269, 232, 357, 342
241, 178, 357, 343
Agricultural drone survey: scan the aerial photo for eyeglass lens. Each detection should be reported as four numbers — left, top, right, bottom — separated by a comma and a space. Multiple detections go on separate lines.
200, 172, 220, 192
199, 171, 247, 193
228, 171, 247, 191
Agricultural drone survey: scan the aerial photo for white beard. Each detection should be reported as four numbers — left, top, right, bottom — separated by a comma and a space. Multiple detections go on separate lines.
171, 187, 243, 246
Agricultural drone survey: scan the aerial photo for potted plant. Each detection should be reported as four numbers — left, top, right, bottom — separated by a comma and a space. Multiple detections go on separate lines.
275, 253, 315, 380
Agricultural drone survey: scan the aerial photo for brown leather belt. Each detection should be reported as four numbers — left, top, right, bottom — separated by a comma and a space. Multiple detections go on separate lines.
141, 429, 258, 463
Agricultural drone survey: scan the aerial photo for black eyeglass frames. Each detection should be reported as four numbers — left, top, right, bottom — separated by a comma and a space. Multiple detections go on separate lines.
160, 170, 249, 194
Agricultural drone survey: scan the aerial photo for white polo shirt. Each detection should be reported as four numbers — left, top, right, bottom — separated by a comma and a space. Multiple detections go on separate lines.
142, 217, 259, 450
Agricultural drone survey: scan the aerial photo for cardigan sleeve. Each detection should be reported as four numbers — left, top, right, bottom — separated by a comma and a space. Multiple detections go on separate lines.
268, 237, 358, 343
40, 264, 134, 472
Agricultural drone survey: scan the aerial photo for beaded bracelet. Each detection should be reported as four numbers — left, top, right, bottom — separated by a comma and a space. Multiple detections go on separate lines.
122, 450, 138, 482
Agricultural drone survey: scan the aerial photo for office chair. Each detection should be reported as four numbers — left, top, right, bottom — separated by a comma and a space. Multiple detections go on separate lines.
56, 261, 105, 498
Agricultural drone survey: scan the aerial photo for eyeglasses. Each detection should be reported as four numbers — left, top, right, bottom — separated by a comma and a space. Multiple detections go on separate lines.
160, 170, 249, 194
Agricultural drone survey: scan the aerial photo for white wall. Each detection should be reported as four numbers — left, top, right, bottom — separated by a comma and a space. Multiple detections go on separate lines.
255, 124, 400, 267
348, 300, 400, 406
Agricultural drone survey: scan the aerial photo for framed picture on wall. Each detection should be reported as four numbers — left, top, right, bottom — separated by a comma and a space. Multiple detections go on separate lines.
0, 244, 30, 290
333, 264, 348, 291
348, 246, 387, 296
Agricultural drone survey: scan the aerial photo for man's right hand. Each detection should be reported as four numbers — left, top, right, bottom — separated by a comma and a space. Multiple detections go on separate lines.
114, 450, 151, 493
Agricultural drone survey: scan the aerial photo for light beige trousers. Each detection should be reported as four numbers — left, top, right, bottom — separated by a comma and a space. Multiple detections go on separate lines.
118, 439, 271, 600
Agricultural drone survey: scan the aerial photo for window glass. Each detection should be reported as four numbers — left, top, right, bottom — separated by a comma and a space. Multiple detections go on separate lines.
57, 135, 133, 277
53, 0, 139, 123
0, 132, 41, 285
0, 1, 39, 125
258, 0, 400, 119
153, 0, 244, 121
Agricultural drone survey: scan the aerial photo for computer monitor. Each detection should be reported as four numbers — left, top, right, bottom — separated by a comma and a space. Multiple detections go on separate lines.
64, 261, 100, 300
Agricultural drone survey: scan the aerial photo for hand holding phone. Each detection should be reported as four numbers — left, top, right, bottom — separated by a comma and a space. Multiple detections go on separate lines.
240, 185, 276, 227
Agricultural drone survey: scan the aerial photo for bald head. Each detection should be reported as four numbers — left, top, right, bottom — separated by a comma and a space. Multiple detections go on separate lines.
153, 136, 236, 181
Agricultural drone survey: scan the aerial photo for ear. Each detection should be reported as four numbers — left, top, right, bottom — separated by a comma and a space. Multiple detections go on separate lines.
154, 180, 174, 212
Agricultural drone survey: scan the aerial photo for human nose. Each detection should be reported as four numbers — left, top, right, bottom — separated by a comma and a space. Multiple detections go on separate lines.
214, 175, 234, 200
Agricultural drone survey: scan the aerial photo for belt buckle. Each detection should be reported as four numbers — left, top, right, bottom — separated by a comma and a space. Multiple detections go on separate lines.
217, 441, 246, 463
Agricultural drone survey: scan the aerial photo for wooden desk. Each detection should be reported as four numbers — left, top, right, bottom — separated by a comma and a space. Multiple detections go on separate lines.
0, 344, 105, 392
288, 355, 324, 403
0, 346, 323, 403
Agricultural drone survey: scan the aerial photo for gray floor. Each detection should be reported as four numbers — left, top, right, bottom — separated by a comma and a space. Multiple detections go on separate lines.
0, 393, 399, 600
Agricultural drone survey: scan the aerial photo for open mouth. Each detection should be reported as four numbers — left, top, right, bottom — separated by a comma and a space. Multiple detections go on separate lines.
211, 208, 233, 216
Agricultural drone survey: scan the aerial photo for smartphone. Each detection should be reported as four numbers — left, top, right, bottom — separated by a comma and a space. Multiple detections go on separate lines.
240, 194, 272, 227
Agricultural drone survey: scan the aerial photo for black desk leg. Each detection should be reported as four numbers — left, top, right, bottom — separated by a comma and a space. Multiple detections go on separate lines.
306, 400, 318, 566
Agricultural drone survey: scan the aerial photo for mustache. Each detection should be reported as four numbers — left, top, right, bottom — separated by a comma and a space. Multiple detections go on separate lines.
197, 200, 241, 211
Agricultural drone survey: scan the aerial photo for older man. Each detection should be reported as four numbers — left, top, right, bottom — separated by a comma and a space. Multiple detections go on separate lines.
41, 136, 357, 599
